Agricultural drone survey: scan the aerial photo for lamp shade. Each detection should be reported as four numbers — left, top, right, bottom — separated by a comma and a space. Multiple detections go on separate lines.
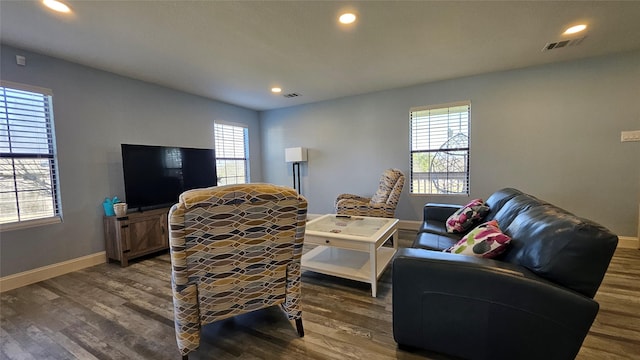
285, 147, 308, 162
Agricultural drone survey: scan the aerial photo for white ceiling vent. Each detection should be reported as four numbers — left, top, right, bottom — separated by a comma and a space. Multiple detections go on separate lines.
542, 36, 586, 52
283, 93, 300, 98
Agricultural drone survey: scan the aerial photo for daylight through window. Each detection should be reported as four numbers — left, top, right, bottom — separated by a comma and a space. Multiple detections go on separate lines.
214, 122, 249, 185
410, 101, 470, 195
0, 82, 61, 225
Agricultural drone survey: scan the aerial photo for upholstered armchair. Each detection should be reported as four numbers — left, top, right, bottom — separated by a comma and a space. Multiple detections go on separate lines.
335, 168, 405, 218
168, 183, 307, 359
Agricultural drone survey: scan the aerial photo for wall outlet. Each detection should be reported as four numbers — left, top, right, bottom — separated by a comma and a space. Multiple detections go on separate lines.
620, 130, 640, 142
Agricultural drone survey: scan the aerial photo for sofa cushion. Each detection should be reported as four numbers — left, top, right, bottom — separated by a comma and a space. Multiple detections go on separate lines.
413, 231, 461, 251
418, 219, 459, 237
483, 188, 523, 222
490, 194, 543, 230
445, 220, 511, 258
502, 205, 618, 298
445, 198, 490, 233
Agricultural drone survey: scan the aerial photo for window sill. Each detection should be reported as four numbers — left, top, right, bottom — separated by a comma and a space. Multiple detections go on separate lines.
0, 216, 62, 232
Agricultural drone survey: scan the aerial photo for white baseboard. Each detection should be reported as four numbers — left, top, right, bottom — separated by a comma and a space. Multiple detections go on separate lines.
618, 236, 639, 249
0, 251, 106, 293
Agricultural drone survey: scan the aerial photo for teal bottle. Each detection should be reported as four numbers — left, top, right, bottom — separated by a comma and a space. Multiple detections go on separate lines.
103, 197, 115, 216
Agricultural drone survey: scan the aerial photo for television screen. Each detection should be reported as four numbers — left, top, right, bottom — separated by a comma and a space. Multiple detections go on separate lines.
121, 144, 217, 210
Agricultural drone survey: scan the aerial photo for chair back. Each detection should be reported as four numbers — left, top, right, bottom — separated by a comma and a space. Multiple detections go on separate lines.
169, 183, 307, 355
370, 168, 405, 206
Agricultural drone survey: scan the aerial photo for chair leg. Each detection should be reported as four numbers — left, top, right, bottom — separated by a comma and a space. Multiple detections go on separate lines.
295, 318, 304, 337
182, 355, 188, 360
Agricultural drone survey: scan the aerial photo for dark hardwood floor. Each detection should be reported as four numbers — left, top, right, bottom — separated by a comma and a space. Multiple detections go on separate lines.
1, 232, 639, 359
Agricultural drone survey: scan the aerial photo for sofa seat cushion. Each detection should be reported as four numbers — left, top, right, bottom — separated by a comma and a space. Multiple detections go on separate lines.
413, 231, 461, 251
418, 219, 461, 237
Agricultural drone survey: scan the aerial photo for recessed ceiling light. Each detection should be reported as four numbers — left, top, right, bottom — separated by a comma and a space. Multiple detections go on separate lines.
42, 0, 71, 13
339, 13, 357, 25
271, 87, 282, 93
564, 24, 587, 35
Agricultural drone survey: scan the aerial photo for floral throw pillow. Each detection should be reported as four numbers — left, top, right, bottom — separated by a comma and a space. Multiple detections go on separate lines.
446, 198, 490, 233
445, 220, 511, 258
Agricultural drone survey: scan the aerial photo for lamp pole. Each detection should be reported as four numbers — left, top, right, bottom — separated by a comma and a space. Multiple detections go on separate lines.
292, 162, 301, 193
285, 147, 307, 194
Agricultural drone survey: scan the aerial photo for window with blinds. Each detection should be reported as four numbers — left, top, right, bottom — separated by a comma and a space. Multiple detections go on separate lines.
214, 122, 249, 185
0, 82, 61, 225
410, 101, 470, 195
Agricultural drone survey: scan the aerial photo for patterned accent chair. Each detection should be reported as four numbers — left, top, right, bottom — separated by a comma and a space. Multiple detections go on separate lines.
335, 168, 405, 218
168, 183, 307, 359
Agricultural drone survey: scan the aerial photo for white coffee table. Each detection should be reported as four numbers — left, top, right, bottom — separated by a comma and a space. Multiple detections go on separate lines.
301, 214, 398, 297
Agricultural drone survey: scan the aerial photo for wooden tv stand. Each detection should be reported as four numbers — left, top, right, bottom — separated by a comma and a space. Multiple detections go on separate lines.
103, 207, 170, 267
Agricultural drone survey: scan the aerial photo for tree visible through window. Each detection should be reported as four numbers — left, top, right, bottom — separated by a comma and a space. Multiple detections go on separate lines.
410, 101, 470, 195
0, 82, 61, 225
214, 122, 249, 185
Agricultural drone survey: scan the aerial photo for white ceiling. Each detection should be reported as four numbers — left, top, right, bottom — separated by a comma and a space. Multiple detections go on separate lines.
1, 1, 639, 111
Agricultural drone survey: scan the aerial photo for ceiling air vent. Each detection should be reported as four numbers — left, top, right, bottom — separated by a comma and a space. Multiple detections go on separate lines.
542, 36, 586, 52
283, 93, 300, 98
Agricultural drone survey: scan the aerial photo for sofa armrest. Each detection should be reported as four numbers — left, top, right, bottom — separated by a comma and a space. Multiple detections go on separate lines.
392, 248, 598, 360
423, 203, 462, 222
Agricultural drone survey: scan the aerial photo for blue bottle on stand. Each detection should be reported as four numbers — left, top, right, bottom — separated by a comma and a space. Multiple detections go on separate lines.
103, 197, 115, 216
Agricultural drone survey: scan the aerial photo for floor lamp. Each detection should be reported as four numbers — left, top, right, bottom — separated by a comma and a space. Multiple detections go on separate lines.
285, 147, 307, 193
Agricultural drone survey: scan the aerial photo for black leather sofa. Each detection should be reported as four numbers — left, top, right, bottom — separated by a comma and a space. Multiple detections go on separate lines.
393, 188, 618, 360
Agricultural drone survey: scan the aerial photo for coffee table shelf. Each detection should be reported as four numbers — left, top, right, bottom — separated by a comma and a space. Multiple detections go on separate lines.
302, 246, 396, 283
302, 214, 398, 297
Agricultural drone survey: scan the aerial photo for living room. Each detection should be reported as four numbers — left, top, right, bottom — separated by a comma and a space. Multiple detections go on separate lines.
0, 1, 639, 359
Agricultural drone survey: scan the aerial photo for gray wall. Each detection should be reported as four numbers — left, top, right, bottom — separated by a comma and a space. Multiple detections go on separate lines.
260, 50, 640, 237
0, 45, 261, 277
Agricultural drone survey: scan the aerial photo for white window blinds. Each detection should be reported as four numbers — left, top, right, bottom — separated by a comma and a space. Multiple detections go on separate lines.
214, 122, 249, 185
0, 82, 61, 224
410, 101, 470, 195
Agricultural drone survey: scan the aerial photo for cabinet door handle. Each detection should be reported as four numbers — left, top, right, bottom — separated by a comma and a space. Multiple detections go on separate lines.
121, 225, 129, 229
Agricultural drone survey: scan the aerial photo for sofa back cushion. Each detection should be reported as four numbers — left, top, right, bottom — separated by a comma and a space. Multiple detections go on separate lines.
491, 194, 545, 229
484, 188, 522, 222
501, 204, 618, 298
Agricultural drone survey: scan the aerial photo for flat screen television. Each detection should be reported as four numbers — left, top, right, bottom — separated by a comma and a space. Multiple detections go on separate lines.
121, 144, 217, 211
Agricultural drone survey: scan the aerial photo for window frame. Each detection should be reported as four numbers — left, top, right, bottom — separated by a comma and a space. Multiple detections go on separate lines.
0, 80, 62, 231
213, 121, 250, 185
409, 100, 471, 196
